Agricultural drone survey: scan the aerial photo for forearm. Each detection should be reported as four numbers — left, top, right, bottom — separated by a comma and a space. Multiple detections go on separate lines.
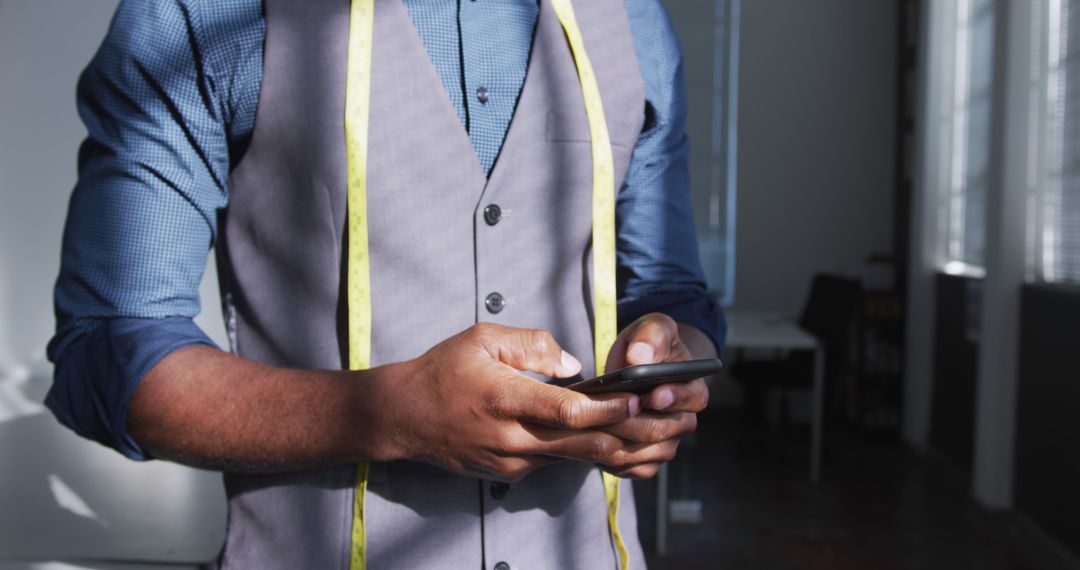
128, 325, 649, 483
127, 345, 402, 472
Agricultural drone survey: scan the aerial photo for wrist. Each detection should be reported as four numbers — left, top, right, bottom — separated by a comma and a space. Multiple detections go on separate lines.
339, 359, 417, 464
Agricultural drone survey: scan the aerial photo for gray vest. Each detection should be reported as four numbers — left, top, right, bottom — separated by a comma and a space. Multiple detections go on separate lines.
215, 0, 646, 567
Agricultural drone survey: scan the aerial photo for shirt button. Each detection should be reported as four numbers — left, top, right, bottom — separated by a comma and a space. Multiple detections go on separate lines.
485, 292, 506, 314
490, 481, 509, 500
483, 204, 502, 226
494, 563, 511, 570
476, 86, 490, 104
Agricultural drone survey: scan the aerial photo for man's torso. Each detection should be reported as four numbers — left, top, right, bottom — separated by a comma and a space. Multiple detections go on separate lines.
213, 1, 647, 568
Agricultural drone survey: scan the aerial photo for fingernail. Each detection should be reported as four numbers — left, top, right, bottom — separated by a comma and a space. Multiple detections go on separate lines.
653, 389, 675, 411
557, 350, 581, 377
627, 342, 654, 364
629, 395, 641, 416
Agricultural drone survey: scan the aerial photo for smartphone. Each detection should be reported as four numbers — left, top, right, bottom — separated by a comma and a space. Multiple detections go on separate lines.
565, 358, 722, 395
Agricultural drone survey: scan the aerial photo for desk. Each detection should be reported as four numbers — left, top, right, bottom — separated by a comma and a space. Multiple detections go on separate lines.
726, 312, 825, 483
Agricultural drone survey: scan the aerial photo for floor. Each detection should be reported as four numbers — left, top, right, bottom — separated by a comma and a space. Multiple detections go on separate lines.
633, 410, 1077, 570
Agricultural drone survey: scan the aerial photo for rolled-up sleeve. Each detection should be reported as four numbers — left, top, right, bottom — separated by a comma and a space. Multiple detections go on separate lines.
618, 0, 725, 354
46, 0, 230, 460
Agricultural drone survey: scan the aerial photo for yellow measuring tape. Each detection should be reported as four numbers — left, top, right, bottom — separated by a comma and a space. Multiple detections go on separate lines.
547, 1, 629, 568
344, 0, 374, 568
344, 0, 627, 568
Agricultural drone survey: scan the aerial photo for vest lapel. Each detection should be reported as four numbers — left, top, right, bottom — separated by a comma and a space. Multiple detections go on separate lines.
485, 0, 567, 196
370, 0, 485, 186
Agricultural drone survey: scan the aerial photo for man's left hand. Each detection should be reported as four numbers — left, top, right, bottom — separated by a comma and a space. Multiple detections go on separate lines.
597, 312, 713, 479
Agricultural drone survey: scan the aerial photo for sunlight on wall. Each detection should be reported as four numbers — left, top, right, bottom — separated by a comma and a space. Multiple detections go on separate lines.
0, 365, 44, 424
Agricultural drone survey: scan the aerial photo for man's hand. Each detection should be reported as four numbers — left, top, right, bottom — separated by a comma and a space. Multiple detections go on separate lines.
367, 323, 688, 482
597, 313, 715, 479
129, 320, 710, 479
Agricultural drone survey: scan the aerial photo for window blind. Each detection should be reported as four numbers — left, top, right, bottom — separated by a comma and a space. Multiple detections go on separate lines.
1039, 0, 1080, 284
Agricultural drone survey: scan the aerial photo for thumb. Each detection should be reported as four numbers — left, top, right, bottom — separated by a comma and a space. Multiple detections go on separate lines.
476, 324, 582, 378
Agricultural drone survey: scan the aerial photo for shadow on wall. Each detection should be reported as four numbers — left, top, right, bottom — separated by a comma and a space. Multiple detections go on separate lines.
0, 369, 113, 553
0, 367, 227, 563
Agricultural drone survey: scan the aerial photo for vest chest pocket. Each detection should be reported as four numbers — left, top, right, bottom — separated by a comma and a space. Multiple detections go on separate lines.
546, 110, 642, 149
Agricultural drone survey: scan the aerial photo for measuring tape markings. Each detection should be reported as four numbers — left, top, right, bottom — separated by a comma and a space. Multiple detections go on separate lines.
344, 0, 374, 569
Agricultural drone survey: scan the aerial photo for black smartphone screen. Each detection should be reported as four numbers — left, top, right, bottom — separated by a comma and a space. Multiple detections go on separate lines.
564, 358, 722, 395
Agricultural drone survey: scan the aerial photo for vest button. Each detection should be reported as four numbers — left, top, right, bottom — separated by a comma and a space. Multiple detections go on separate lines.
485, 292, 506, 314
494, 563, 511, 570
483, 204, 502, 226
476, 85, 490, 104
490, 481, 509, 500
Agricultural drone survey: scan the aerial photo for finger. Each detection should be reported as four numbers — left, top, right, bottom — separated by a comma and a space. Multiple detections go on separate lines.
643, 378, 709, 412
596, 438, 680, 468
524, 425, 680, 468
502, 380, 640, 428
511, 423, 625, 464
473, 324, 581, 378
479, 455, 561, 483
606, 462, 663, 480
624, 314, 679, 366
596, 412, 697, 444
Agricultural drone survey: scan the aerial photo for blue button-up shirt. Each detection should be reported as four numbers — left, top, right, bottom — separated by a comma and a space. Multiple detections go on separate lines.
48, 0, 723, 459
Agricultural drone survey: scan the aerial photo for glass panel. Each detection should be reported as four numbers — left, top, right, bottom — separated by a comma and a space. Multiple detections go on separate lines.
668, 0, 740, 304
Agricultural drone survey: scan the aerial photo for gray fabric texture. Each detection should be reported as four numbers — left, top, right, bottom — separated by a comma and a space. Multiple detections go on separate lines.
214, 0, 647, 567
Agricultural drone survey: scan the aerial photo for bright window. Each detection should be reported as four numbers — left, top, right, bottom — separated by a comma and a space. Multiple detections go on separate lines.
936, 0, 997, 277
1031, 0, 1080, 284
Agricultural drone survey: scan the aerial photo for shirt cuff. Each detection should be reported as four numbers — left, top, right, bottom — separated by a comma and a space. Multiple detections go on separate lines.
46, 317, 217, 461
618, 289, 727, 359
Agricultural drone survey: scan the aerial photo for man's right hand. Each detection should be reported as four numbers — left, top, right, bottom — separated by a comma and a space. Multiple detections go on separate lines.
366, 323, 665, 482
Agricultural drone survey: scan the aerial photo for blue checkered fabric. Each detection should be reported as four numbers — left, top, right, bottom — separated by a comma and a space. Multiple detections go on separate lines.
48, 0, 722, 459
405, 0, 539, 174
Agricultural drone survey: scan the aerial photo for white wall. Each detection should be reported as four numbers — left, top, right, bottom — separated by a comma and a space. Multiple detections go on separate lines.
0, 0, 226, 377
733, 0, 897, 316
0, 0, 118, 373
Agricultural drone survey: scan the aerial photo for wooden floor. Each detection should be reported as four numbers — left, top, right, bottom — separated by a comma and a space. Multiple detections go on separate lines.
635, 411, 1080, 570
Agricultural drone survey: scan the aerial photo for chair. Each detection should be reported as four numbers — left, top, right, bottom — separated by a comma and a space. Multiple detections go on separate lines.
731, 274, 863, 452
